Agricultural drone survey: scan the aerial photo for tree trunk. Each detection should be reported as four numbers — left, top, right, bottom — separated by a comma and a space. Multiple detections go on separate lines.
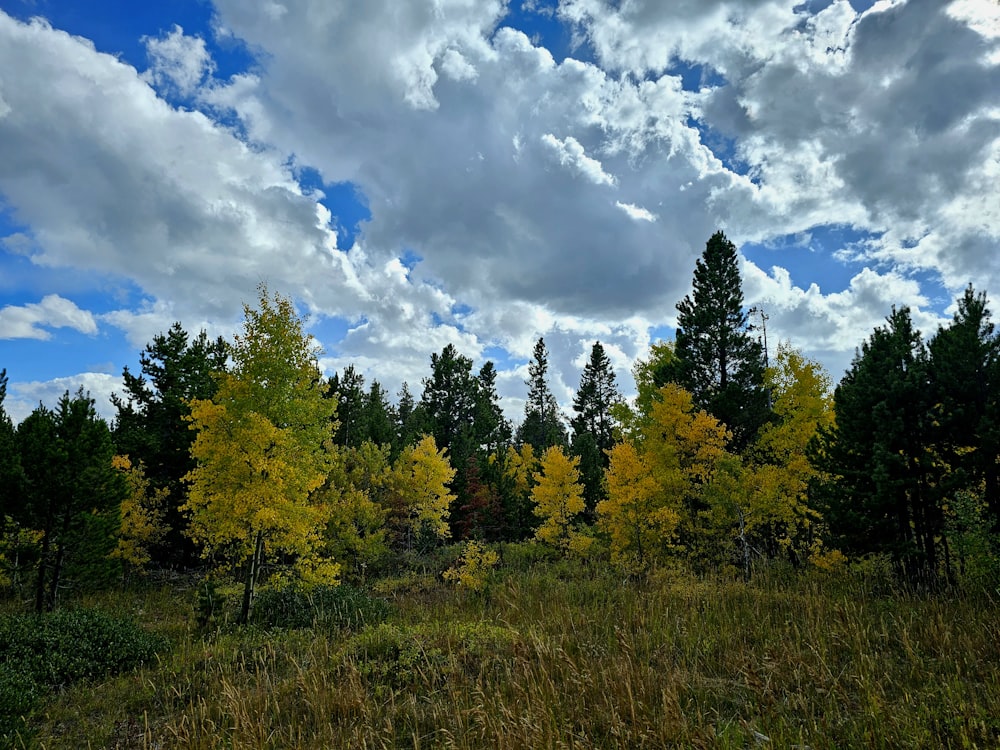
48, 541, 66, 612
34, 532, 50, 614
239, 531, 265, 625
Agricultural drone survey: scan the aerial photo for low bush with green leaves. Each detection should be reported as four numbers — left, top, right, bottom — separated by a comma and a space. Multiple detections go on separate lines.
0, 607, 166, 741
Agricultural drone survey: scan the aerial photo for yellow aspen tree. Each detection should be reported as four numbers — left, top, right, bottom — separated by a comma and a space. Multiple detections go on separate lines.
110, 455, 168, 574
744, 344, 834, 562
639, 383, 732, 565
184, 286, 338, 623
390, 435, 455, 551
531, 446, 591, 554
319, 441, 391, 578
599, 441, 679, 571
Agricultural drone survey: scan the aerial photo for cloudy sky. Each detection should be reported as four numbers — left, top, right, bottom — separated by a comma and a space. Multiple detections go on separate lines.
1, 0, 998, 425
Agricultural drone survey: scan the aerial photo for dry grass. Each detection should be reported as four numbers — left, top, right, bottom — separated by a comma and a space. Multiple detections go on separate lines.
21, 563, 1000, 749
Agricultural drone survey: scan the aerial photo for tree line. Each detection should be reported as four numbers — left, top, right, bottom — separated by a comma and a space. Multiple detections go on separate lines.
1, 231, 997, 618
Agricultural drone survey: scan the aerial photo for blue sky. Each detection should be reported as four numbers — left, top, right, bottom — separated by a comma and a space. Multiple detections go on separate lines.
1, 0, 998, 424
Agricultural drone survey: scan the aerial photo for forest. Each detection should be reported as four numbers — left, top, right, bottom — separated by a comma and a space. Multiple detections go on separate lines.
0, 231, 998, 748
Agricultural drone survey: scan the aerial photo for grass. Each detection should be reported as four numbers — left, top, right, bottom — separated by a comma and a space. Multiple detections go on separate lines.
6, 560, 1000, 749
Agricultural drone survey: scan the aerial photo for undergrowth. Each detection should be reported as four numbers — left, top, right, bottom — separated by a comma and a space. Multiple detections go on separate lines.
11, 562, 1000, 749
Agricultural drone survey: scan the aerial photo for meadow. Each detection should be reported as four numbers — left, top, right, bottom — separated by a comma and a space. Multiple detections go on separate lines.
4, 553, 999, 749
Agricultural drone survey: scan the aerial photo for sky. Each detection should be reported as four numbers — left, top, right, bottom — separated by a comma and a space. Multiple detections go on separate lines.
0, 0, 999, 426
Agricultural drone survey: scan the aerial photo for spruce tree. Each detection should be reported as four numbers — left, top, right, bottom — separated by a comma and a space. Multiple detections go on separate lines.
571, 342, 620, 514
0, 369, 24, 520
927, 286, 1000, 533
111, 323, 228, 566
517, 338, 567, 453
809, 307, 940, 584
664, 231, 770, 452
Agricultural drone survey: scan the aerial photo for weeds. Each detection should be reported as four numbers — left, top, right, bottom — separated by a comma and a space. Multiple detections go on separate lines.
15, 564, 1000, 749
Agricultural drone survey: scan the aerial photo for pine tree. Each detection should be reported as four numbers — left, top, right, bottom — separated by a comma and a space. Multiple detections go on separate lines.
18, 390, 125, 611
926, 286, 1000, 534
111, 322, 228, 565
665, 231, 770, 452
328, 366, 367, 448
517, 338, 567, 452
571, 341, 620, 514
809, 307, 939, 584
0, 370, 24, 522
363, 380, 398, 449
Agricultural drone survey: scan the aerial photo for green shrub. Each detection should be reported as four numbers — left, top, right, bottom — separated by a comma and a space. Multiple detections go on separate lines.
0, 608, 166, 688
0, 608, 166, 741
250, 583, 391, 631
0, 663, 38, 742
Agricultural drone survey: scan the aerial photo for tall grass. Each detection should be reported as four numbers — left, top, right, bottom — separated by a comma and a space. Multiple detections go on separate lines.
21, 562, 1000, 749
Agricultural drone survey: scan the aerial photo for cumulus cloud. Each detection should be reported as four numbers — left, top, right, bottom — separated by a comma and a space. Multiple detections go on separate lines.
143, 25, 215, 97
4, 373, 123, 425
0, 294, 97, 340
1, 0, 998, 419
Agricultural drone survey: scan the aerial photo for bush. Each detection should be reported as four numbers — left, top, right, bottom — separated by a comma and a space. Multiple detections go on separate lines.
250, 583, 391, 631
0, 608, 166, 740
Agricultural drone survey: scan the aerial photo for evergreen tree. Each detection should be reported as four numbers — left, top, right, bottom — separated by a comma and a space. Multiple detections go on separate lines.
664, 231, 770, 452
927, 286, 1000, 534
0, 370, 24, 520
328, 366, 367, 448
474, 361, 512, 455
18, 389, 125, 611
809, 307, 940, 584
363, 379, 398, 449
517, 338, 567, 452
571, 341, 621, 514
396, 382, 423, 452
112, 322, 228, 566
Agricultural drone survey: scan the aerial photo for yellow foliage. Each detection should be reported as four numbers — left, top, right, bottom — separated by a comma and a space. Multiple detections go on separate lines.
391, 436, 456, 545
110, 455, 168, 572
531, 446, 588, 553
504, 443, 538, 498
443, 540, 499, 592
742, 344, 834, 557
599, 441, 680, 570
319, 442, 391, 573
183, 286, 340, 597
808, 542, 847, 572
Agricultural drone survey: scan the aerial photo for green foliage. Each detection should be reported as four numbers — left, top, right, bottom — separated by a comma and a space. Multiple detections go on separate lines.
498, 539, 559, 571
944, 489, 1000, 591
16, 389, 125, 611
517, 337, 568, 453
250, 583, 391, 631
810, 307, 941, 583
112, 322, 228, 567
195, 576, 227, 630
0, 608, 165, 740
664, 231, 770, 452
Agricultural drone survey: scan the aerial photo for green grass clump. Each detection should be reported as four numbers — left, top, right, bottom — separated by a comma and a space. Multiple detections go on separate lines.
250, 582, 392, 631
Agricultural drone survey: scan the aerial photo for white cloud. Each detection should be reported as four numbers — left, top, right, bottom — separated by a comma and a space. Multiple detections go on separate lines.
1, 0, 998, 420
616, 201, 657, 222
5, 372, 123, 426
541, 133, 617, 186
0, 294, 97, 340
142, 25, 215, 97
